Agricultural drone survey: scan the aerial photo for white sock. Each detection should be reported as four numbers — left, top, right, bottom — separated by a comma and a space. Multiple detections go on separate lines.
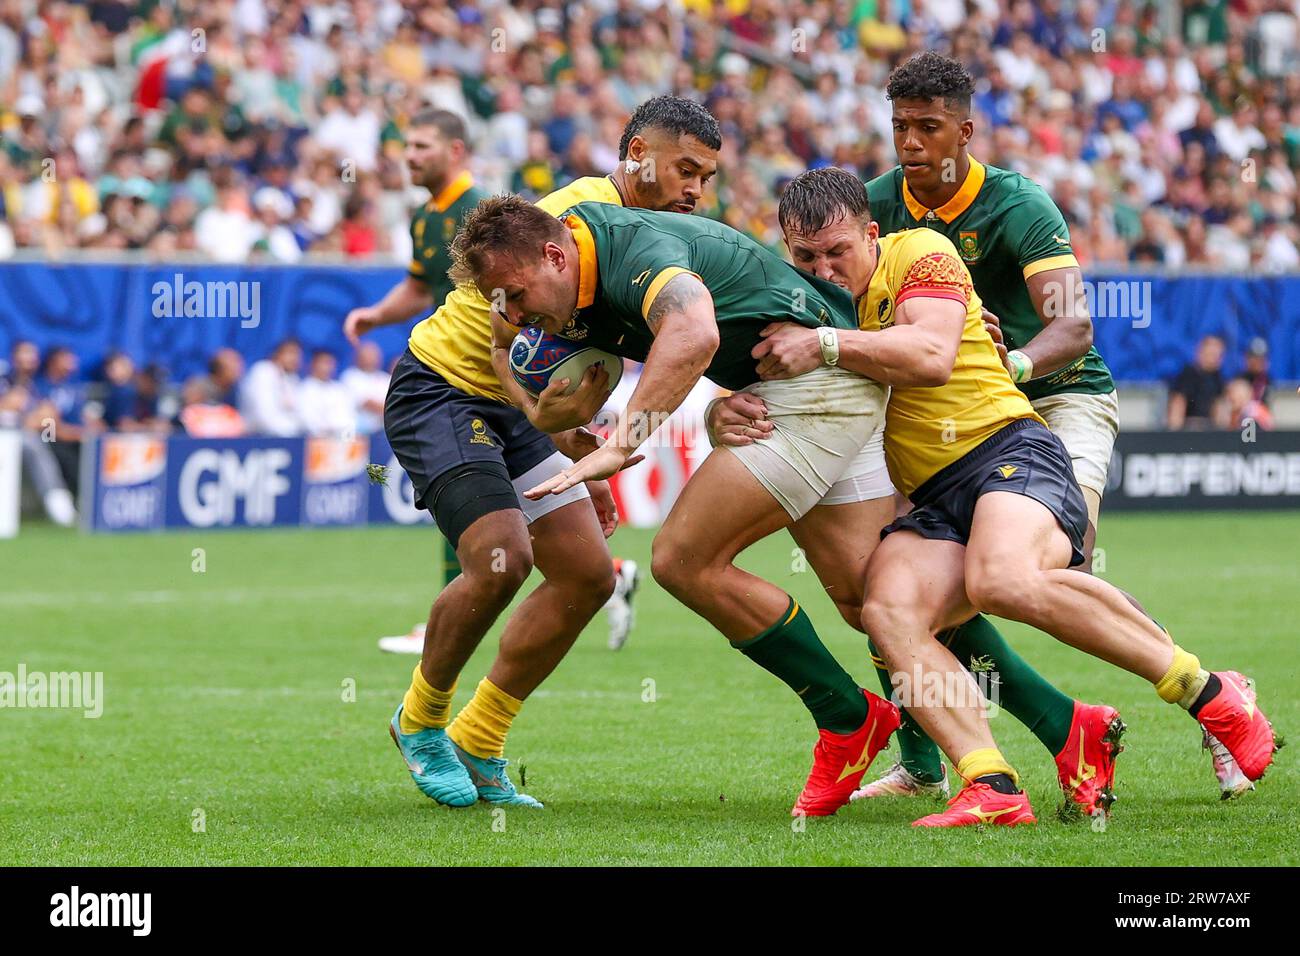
44, 488, 77, 527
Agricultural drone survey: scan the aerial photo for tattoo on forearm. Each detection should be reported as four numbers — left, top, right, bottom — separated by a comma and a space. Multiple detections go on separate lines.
646, 273, 706, 331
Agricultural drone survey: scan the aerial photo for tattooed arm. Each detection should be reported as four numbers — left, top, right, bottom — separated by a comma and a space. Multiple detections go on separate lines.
614, 272, 718, 455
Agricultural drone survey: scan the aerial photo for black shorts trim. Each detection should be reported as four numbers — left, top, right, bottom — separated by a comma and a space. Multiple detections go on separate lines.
426, 461, 519, 549
384, 349, 555, 514
883, 418, 1089, 567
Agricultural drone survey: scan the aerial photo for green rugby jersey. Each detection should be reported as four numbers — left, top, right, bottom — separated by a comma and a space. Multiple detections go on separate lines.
866, 158, 1114, 400
408, 171, 488, 307
557, 201, 859, 391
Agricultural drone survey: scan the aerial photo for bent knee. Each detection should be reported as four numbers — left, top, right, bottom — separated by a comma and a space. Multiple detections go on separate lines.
861, 593, 923, 650
650, 536, 709, 598
559, 555, 616, 606
462, 541, 534, 595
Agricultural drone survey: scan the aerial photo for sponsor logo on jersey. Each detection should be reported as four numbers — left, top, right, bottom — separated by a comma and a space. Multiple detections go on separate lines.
877, 296, 894, 328
561, 315, 589, 341
958, 231, 981, 262
996, 464, 1018, 479
469, 418, 495, 446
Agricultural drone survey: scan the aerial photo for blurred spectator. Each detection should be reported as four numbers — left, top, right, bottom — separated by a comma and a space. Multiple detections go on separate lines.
177, 375, 246, 438
99, 351, 139, 430
297, 349, 356, 437
251, 186, 302, 262
1167, 334, 1227, 430
0, 341, 77, 525
98, 353, 170, 433
314, 84, 380, 173
1223, 375, 1274, 430
239, 337, 302, 436
200, 348, 246, 406
340, 342, 389, 435
1243, 337, 1271, 405
195, 183, 260, 263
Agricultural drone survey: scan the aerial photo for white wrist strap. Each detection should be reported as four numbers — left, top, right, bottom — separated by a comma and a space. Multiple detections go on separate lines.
1007, 349, 1034, 383
818, 327, 840, 367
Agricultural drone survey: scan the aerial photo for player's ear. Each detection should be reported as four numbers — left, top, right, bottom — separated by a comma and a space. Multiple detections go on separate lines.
626, 134, 647, 165
958, 117, 974, 147
543, 240, 565, 271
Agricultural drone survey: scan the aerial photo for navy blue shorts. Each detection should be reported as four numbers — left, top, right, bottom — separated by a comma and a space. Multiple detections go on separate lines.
882, 418, 1089, 567
384, 349, 556, 513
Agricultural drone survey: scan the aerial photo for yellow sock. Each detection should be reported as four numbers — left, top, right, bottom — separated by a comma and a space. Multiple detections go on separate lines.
1155, 645, 1208, 706
399, 667, 456, 734
956, 748, 1019, 788
447, 678, 522, 759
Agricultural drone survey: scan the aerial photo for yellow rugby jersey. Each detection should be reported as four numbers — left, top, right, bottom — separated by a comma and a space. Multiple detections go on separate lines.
407, 175, 624, 402
858, 229, 1043, 497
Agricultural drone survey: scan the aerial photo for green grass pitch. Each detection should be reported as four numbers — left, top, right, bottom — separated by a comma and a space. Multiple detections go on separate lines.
1, 512, 1295, 866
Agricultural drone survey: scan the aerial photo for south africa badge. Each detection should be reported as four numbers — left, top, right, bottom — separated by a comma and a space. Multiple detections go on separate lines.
958, 231, 981, 262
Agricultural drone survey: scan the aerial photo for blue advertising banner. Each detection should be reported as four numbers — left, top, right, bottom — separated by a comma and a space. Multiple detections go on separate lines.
87, 433, 168, 532
164, 436, 303, 528
2, 262, 1299, 384
301, 437, 370, 527
82, 432, 432, 532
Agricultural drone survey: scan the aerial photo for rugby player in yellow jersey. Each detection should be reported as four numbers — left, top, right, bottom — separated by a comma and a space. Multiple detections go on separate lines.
347, 109, 641, 655
742, 167, 1278, 826
360, 97, 723, 809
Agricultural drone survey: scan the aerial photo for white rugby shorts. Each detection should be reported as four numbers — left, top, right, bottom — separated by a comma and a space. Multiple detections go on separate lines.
725, 365, 888, 519
513, 450, 591, 524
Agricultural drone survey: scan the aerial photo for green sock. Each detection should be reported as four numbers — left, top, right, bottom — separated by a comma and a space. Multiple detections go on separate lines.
442, 538, 461, 588
736, 597, 868, 734
945, 614, 1075, 756
868, 640, 946, 783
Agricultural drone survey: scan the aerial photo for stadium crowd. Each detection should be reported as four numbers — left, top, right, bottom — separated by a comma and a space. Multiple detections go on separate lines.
2, 2, 1298, 524
0, 0, 1298, 271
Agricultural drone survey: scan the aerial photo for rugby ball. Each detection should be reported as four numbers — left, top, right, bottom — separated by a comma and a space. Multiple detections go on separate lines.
509, 327, 623, 396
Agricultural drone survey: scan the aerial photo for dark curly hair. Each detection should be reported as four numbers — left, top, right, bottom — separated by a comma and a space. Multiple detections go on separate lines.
886, 52, 974, 113
618, 95, 722, 159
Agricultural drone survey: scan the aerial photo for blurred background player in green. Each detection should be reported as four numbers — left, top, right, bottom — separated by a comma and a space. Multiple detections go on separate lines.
857, 52, 1249, 802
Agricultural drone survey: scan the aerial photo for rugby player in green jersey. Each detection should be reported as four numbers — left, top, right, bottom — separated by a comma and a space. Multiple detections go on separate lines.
871, 52, 1248, 800
711, 52, 1248, 807
454, 197, 910, 816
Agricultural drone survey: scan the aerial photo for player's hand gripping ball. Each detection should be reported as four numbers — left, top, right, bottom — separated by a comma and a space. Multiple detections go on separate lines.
509, 327, 624, 396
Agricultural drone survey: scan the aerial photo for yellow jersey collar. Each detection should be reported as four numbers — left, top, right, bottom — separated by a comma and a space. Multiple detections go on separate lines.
902, 156, 985, 224
564, 214, 599, 309
427, 170, 474, 213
